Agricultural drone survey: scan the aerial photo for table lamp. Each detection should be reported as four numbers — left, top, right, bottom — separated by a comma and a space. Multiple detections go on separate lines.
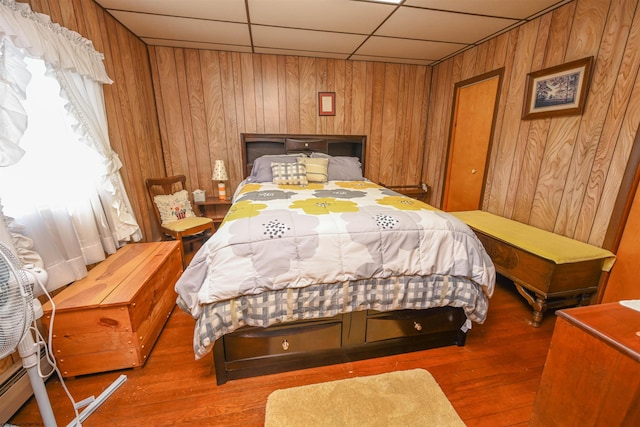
212, 160, 229, 200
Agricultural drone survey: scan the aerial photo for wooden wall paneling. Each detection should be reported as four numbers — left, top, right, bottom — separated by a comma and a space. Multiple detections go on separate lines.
299, 57, 317, 134
508, 12, 553, 221
184, 49, 212, 192
350, 61, 367, 136
368, 62, 387, 183
383, 63, 402, 185
481, 31, 516, 211
412, 66, 430, 186
424, 60, 452, 205
240, 53, 258, 134
556, 0, 631, 239
531, 0, 608, 232
389, 64, 405, 185
362, 61, 375, 177
219, 52, 243, 190
575, 0, 640, 243
592, 7, 640, 247
261, 55, 280, 133
200, 50, 227, 196
343, 61, 353, 135
285, 56, 300, 134
316, 58, 329, 134
277, 55, 288, 133
401, 66, 418, 184
228, 52, 246, 190
174, 49, 200, 192
334, 60, 347, 135
461, 47, 479, 81
232, 52, 248, 137
486, 21, 539, 216
253, 55, 266, 134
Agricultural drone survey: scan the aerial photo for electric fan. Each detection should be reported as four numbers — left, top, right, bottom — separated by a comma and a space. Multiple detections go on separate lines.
0, 242, 56, 426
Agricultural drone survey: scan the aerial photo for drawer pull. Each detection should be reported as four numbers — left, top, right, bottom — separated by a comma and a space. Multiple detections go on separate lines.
414, 322, 423, 331
304, 142, 309, 148
281, 339, 290, 351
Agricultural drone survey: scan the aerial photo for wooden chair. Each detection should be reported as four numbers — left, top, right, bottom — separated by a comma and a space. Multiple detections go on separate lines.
145, 175, 214, 268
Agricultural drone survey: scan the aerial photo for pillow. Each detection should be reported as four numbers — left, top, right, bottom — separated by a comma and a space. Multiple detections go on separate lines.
297, 157, 329, 183
310, 153, 364, 181
271, 162, 308, 185
153, 190, 196, 225
248, 154, 304, 182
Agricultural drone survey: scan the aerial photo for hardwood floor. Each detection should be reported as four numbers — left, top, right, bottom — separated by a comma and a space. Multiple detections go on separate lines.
10, 277, 556, 426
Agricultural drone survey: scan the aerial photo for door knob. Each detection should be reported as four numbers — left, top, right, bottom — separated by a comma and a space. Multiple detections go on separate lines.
471, 169, 477, 174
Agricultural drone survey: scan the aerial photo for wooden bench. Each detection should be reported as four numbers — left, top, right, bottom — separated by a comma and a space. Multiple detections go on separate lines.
450, 210, 615, 327
42, 242, 182, 378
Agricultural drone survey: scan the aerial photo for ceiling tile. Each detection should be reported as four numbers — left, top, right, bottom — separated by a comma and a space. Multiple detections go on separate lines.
254, 48, 349, 60
95, 0, 248, 22
248, 0, 396, 33
252, 26, 367, 54
376, 7, 518, 44
143, 39, 254, 53
350, 55, 432, 66
404, 0, 570, 20
109, 11, 251, 46
356, 36, 467, 61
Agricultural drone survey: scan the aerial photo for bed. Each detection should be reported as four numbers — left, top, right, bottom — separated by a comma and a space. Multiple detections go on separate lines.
175, 133, 495, 385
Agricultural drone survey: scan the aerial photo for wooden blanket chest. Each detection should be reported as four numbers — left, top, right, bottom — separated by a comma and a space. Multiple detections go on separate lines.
42, 242, 182, 378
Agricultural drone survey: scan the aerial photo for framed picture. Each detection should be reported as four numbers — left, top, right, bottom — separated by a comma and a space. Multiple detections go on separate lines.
318, 92, 336, 116
522, 56, 594, 120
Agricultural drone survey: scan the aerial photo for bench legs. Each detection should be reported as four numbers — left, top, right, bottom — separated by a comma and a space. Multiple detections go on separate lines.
515, 284, 546, 327
514, 282, 594, 328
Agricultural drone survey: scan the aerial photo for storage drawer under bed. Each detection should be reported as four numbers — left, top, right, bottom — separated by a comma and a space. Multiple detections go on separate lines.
365, 307, 466, 343
223, 320, 342, 362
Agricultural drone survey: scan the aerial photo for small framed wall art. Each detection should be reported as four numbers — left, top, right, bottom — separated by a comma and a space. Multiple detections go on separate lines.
522, 56, 594, 120
318, 92, 336, 116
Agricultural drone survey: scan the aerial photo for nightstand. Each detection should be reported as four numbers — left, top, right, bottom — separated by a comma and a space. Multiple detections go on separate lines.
194, 197, 232, 228
383, 184, 429, 202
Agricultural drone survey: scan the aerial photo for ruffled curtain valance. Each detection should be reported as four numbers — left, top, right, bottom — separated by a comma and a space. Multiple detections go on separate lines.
0, 0, 111, 166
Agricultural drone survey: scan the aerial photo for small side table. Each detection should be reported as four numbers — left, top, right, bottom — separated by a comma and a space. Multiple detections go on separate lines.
194, 197, 232, 228
384, 184, 429, 202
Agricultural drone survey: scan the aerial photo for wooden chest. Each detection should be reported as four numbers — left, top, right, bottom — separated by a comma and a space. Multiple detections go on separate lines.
42, 242, 182, 378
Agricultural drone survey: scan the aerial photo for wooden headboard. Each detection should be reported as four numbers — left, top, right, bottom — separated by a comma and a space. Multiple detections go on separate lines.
241, 133, 366, 178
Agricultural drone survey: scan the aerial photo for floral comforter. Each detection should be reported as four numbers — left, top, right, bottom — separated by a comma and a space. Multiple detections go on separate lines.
175, 181, 495, 321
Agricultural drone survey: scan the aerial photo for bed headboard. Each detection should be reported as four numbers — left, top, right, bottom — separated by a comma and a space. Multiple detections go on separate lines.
241, 133, 366, 178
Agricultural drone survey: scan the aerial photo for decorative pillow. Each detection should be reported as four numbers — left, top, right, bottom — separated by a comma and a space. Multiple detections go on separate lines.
297, 157, 329, 183
271, 162, 308, 185
310, 153, 364, 181
248, 154, 305, 182
153, 190, 196, 225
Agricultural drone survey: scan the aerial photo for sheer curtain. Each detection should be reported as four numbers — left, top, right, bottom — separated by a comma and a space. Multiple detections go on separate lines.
0, 0, 141, 292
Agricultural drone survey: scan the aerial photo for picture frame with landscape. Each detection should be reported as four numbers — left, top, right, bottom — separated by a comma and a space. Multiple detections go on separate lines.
522, 57, 594, 120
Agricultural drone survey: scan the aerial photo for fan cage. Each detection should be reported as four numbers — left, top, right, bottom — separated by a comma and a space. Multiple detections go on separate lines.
0, 243, 34, 359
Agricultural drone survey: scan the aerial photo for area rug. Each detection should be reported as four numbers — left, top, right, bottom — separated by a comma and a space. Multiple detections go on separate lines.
264, 369, 465, 426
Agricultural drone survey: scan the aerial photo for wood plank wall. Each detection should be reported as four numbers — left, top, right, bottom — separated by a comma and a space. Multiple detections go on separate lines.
426, 0, 640, 247
20, 0, 640, 249
20, 0, 166, 242
147, 48, 432, 199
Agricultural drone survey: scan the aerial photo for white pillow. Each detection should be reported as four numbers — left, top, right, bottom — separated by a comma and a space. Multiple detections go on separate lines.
153, 190, 196, 224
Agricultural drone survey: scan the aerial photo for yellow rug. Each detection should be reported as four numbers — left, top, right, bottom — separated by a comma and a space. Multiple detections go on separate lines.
264, 369, 465, 426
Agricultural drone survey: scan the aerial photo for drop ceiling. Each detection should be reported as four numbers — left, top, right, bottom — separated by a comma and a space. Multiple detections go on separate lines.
94, 0, 573, 66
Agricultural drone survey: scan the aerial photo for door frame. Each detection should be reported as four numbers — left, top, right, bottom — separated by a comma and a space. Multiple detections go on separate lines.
441, 68, 504, 210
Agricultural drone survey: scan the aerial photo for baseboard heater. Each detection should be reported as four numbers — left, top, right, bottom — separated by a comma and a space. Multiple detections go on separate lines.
0, 348, 53, 424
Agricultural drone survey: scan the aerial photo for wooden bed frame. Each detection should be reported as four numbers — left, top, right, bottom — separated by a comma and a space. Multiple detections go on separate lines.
211, 133, 468, 385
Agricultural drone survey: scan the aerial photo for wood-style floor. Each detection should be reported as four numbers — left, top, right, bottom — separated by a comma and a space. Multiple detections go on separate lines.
10, 277, 556, 426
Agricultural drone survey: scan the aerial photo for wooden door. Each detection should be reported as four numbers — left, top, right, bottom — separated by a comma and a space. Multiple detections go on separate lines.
442, 70, 502, 212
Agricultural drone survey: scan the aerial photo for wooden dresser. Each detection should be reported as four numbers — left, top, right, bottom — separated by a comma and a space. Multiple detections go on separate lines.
530, 303, 640, 426
42, 242, 182, 378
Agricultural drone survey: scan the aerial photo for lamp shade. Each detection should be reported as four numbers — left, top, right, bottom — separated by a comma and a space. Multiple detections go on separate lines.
212, 160, 228, 181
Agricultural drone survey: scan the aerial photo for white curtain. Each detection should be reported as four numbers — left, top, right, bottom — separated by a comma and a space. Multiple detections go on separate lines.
0, 0, 141, 292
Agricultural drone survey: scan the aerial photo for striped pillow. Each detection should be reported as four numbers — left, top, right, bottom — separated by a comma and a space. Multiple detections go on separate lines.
297, 157, 329, 183
271, 162, 308, 185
